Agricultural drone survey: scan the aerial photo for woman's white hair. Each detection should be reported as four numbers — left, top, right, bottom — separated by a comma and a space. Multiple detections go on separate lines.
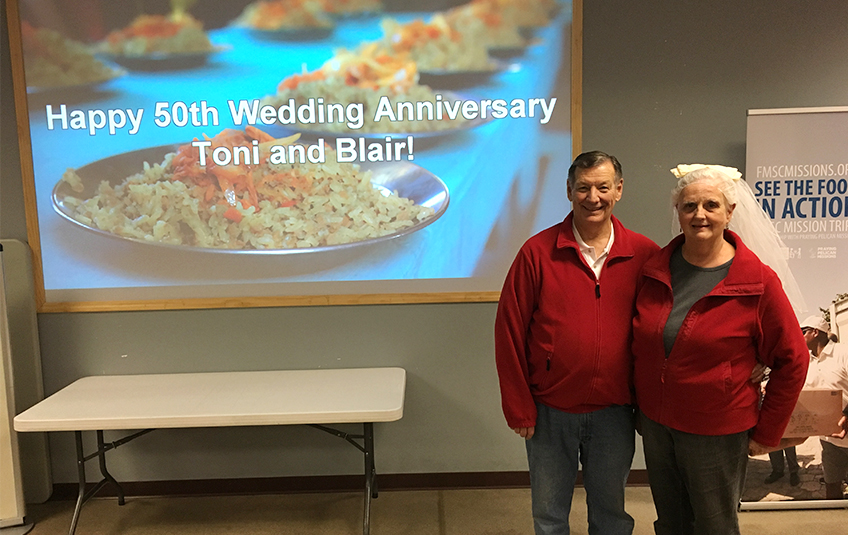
669, 164, 807, 314
671, 166, 738, 207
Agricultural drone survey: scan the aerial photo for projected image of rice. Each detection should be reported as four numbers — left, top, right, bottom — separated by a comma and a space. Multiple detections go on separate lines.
58, 127, 440, 251
261, 45, 473, 134
21, 22, 121, 89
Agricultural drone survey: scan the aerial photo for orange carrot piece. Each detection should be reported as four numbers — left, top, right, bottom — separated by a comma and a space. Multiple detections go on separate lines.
223, 207, 242, 222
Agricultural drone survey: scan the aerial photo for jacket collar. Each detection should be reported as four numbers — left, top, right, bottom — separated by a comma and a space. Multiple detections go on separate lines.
556, 213, 635, 260
641, 230, 765, 295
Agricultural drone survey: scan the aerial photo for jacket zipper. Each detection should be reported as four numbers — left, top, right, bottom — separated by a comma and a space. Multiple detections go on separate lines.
587, 276, 601, 403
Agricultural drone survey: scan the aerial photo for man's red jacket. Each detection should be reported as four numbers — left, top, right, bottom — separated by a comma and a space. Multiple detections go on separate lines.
495, 213, 659, 429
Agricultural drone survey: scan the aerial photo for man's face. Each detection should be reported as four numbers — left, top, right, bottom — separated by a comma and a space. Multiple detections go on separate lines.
802, 327, 818, 352
567, 161, 623, 227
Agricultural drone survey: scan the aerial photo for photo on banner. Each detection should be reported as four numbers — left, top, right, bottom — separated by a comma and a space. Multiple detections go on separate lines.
743, 107, 848, 504
7, 0, 575, 311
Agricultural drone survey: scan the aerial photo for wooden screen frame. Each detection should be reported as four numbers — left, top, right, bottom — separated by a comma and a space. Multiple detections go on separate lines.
5, 0, 583, 313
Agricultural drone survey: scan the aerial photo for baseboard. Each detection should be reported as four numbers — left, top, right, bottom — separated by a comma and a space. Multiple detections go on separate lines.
49, 470, 649, 501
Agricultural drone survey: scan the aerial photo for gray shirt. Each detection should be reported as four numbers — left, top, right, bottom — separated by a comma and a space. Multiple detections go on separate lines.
662, 246, 733, 357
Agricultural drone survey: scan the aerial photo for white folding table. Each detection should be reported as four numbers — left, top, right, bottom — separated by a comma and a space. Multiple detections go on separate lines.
14, 367, 406, 535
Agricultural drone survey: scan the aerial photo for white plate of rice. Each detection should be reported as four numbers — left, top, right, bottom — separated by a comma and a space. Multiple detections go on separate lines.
245, 26, 334, 41
417, 60, 511, 89
96, 45, 229, 71
53, 137, 449, 254
235, 0, 335, 40
26, 68, 126, 95
21, 24, 126, 93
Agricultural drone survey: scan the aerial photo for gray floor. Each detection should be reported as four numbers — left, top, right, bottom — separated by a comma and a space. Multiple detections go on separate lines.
19, 486, 848, 535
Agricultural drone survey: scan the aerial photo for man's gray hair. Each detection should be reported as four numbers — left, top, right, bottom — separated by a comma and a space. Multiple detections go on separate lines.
568, 151, 622, 187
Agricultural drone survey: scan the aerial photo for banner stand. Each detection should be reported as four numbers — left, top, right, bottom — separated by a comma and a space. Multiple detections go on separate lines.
740, 499, 848, 511
742, 106, 848, 510
0, 245, 33, 534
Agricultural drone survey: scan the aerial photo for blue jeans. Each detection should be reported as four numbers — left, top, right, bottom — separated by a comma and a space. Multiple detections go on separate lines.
640, 413, 749, 535
525, 403, 635, 535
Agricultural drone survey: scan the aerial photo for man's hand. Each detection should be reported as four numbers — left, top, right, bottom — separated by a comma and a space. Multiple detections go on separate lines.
832, 415, 847, 439
749, 362, 768, 383
512, 426, 535, 440
748, 438, 771, 456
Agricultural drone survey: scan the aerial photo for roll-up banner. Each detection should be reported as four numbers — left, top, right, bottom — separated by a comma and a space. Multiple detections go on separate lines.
746, 107, 848, 315
743, 106, 848, 506
0, 247, 28, 529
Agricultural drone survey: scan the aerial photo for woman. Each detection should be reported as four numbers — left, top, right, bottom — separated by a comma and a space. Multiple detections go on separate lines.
632, 165, 809, 535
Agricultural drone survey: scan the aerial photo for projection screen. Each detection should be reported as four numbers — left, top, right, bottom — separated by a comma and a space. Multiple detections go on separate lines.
6, 0, 577, 312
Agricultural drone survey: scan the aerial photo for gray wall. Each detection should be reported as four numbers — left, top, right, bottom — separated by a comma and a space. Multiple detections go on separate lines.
3, 0, 848, 486
582, 0, 848, 241
37, 303, 515, 482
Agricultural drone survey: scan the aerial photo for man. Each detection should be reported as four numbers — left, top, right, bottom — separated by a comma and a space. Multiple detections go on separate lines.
799, 315, 848, 499
495, 151, 659, 534
764, 446, 800, 486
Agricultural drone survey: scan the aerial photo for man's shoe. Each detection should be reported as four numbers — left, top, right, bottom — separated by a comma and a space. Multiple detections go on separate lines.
789, 472, 800, 486
764, 471, 785, 484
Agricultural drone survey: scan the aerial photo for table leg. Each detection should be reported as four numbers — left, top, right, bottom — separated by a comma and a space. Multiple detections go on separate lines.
308, 423, 379, 534
96, 431, 125, 505
68, 432, 86, 535
65, 429, 151, 535
363, 422, 375, 535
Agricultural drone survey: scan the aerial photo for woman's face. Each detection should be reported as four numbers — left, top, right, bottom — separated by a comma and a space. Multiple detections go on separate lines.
676, 181, 735, 244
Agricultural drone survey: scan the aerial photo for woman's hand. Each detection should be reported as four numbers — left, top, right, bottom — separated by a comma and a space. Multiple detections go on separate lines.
512, 426, 535, 440
833, 415, 847, 439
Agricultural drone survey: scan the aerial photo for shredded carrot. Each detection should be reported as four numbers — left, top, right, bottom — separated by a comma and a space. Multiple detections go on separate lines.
482, 13, 502, 27
165, 127, 314, 220
223, 207, 242, 223
277, 45, 417, 94
277, 70, 326, 91
247, 0, 327, 30
106, 14, 197, 46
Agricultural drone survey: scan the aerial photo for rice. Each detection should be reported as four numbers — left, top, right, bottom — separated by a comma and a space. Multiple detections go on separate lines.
323, 0, 382, 16
237, 0, 334, 30
444, 3, 526, 49
469, 0, 558, 28
60, 129, 435, 250
261, 45, 470, 133
379, 16, 495, 72
22, 24, 119, 88
101, 14, 214, 56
